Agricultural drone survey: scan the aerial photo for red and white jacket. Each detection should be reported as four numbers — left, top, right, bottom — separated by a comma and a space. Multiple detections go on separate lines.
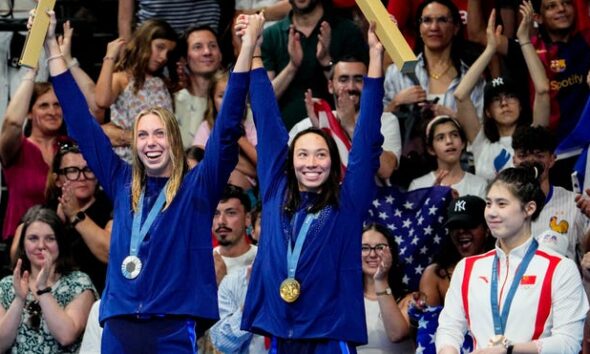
436, 237, 588, 353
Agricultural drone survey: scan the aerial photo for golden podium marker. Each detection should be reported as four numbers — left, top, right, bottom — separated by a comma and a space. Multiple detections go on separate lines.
355, 0, 417, 74
19, 0, 57, 69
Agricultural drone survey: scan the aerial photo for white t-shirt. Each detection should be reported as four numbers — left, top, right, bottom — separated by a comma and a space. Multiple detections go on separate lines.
79, 300, 101, 354
174, 89, 208, 149
409, 171, 488, 199
357, 297, 415, 354
532, 185, 590, 260
214, 244, 258, 275
288, 112, 402, 161
469, 129, 514, 181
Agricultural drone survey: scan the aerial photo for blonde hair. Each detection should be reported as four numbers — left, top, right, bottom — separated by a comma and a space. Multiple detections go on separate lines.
203, 70, 230, 129
131, 107, 187, 212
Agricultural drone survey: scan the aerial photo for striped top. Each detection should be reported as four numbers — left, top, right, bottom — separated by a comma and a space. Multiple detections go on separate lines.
136, 0, 220, 33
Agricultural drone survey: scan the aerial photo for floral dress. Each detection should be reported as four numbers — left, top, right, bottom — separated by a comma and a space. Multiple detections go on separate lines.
0, 271, 98, 354
110, 76, 172, 163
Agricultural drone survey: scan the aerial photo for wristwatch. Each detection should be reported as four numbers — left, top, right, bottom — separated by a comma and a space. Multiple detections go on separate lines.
36, 287, 52, 296
321, 61, 333, 72
71, 211, 86, 227
375, 288, 392, 296
506, 344, 514, 354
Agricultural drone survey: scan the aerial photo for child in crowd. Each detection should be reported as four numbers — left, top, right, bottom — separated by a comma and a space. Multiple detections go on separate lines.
436, 165, 588, 353
193, 69, 258, 201
454, 3, 549, 181
95, 19, 177, 163
409, 115, 487, 198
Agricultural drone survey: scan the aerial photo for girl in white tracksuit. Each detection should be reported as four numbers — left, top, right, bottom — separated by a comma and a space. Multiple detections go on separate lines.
436, 165, 588, 354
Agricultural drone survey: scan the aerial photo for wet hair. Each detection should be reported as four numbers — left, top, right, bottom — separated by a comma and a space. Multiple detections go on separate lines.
284, 128, 342, 215
425, 115, 467, 148
414, 0, 465, 77
486, 163, 546, 221
131, 107, 187, 212
15, 206, 74, 275
116, 19, 177, 94
362, 223, 406, 299
220, 184, 251, 212
512, 125, 557, 154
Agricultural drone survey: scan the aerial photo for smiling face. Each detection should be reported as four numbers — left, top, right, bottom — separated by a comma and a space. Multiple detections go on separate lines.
361, 228, 389, 277
429, 121, 465, 165
537, 0, 575, 33
449, 225, 488, 258
186, 29, 222, 76
148, 38, 176, 73
30, 89, 63, 135
419, 2, 459, 51
24, 221, 58, 271
485, 182, 535, 245
56, 152, 97, 201
292, 132, 332, 193
329, 61, 366, 111
135, 113, 172, 177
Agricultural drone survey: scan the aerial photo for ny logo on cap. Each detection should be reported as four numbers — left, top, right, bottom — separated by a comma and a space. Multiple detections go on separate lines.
491, 77, 504, 87
454, 200, 466, 212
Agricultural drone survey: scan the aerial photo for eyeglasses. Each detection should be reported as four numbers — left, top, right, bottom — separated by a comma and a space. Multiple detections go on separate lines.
419, 16, 453, 26
490, 93, 518, 105
26, 301, 41, 330
361, 243, 388, 255
58, 166, 96, 181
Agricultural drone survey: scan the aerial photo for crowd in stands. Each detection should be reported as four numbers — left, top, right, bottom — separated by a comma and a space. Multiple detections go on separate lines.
1, 0, 590, 352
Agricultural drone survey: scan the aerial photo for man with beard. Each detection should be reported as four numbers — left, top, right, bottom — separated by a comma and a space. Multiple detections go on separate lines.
175, 26, 223, 148
212, 185, 257, 277
288, 57, 402, 180
261, 0, 368, 129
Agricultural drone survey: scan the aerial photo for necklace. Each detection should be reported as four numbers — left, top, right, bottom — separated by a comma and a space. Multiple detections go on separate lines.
429, 63, 452, 80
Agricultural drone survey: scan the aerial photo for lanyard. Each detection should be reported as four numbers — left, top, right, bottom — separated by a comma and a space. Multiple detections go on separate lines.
287, 213, 317, 279
130, 184, 168, 256
490, 239, 538, 335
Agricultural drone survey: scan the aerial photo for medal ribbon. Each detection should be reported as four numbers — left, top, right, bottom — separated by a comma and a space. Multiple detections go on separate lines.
490, 239, 538, 335
130, 183, 168, 257
287, 213, 317, 279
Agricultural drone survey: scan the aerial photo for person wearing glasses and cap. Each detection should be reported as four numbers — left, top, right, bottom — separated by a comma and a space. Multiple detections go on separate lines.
9, 141, 112, 295
0, 206, 98, 354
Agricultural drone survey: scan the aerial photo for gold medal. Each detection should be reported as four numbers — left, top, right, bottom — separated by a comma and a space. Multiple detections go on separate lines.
488, 334, 506, 347
279, 278, 301, 303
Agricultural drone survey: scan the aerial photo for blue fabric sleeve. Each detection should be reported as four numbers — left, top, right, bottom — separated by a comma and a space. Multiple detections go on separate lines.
249, 68, 289, 201
51, 71, 126, 200
340, 77, 385, 211
184, 71, 248, 204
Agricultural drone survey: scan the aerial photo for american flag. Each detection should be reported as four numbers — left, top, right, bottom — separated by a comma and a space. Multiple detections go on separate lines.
366, 185, 453, 293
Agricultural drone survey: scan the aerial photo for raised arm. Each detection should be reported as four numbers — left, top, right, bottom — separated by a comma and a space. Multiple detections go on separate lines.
94, 38, 126, 110
341, 22, 385, 209
517, 1, 549, 128
268, 25, 302, 98
44, 11, 124, 199
117, 0, 134, 41
0, 68, 35, 165
454, 10, 501, 143
58, 21, 101, 119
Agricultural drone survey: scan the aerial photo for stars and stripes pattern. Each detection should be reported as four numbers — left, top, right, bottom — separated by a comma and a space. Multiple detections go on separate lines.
367, 185, 453, 293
